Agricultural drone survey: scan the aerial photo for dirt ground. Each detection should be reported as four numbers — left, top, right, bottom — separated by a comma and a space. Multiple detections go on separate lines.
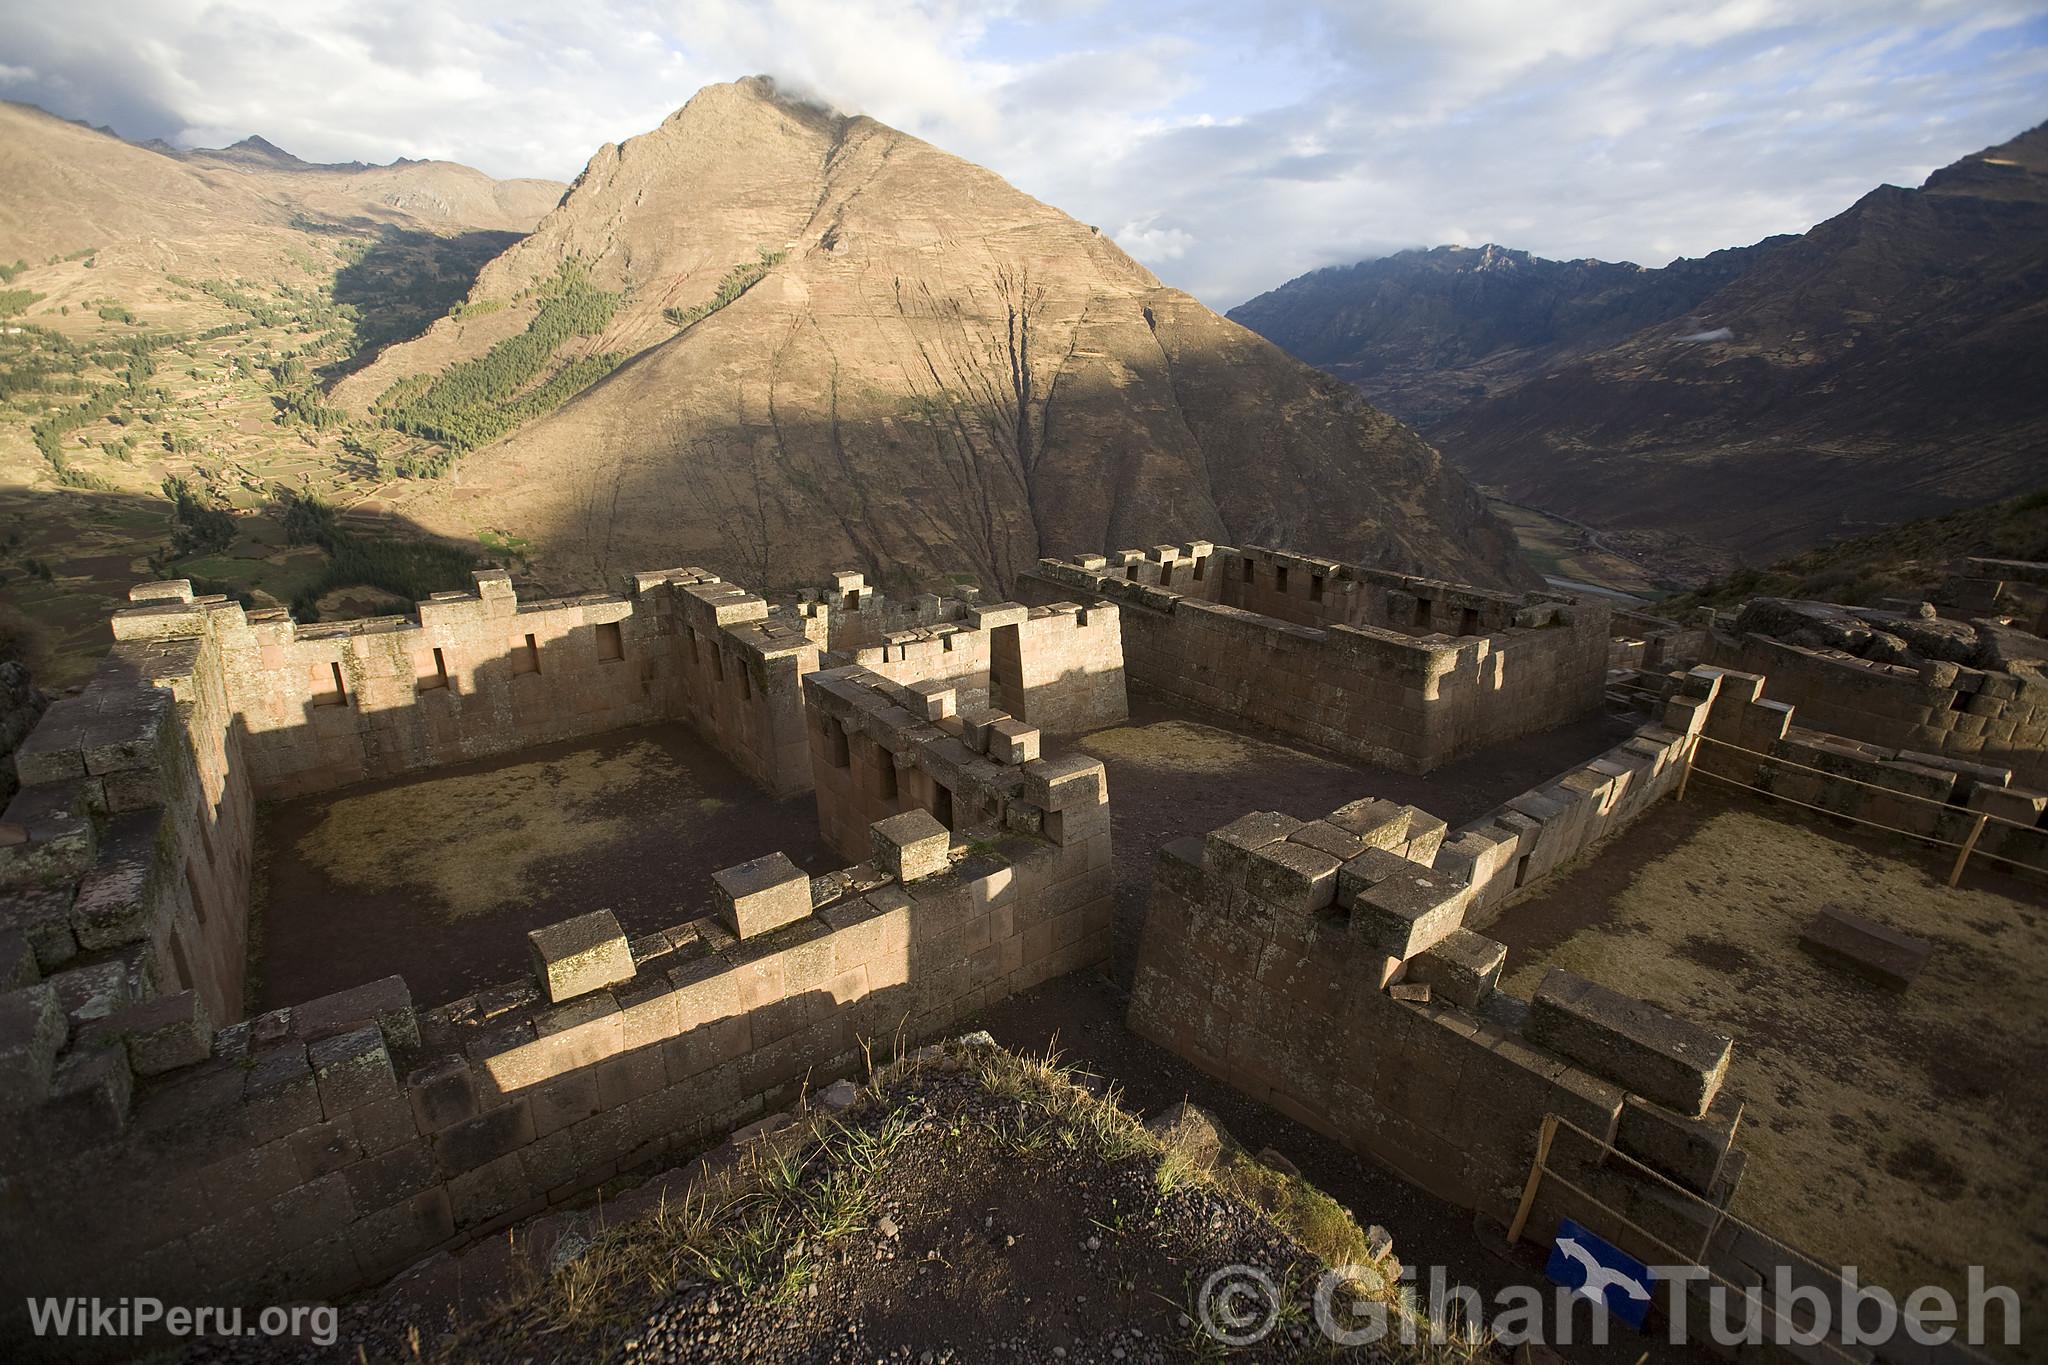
971, 973, 1719, 1364
1072, 697, 1638, 977
1487, 786, 2048, 1317
253, 723, 835, 1010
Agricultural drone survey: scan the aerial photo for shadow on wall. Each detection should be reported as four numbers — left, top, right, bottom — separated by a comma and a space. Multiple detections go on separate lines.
0, 782, 1113, 1350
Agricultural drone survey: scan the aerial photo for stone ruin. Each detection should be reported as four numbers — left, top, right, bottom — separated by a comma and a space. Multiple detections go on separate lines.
1610, 567, 2048, 793
1020, 541, 1610, 772
2, 539, 2040, 1351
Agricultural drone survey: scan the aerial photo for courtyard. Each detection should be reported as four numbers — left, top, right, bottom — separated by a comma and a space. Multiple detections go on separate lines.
1486, 785, 2048, 1318
251, 722, 836, 1009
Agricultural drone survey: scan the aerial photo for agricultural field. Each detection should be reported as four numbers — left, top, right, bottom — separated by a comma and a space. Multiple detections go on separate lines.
0, 231, 526, 685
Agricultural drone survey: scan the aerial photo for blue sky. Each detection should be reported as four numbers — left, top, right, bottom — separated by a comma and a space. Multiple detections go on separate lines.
4, 1, 2044, 306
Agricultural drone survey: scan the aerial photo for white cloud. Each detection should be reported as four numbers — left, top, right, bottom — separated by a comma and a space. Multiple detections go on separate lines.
1115, 218, 1197, 261
1, 0, 2042, 307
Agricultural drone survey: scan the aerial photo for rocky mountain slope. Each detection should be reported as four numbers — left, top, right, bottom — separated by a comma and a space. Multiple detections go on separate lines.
0, 101, 565, 268
1227, 241, 1772, 430
340, 77, 1534, 594
1232, 124, 2048, 565
169, 133, 565, 234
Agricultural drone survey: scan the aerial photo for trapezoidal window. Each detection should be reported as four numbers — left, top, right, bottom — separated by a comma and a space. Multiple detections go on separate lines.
417, 647, 449, 692
847, 589, 862, 609
826, 717, 850, 768
1275, 565, 1290, 593
595, 622, 624, 662
1242, 558, 1255, 583
310, 660, 347, 707
1412, 597, 1432, 628
1459, 607, 1482, 636
1125, 563, 1139, 580
711, 646, 726, 683
1192, 556, 1207, 582
1310, 573, 1325, 603
512, 632, 540, 675
1159, 562, 1174, 587
876, 755, 898, 800
930, 783, 955, 829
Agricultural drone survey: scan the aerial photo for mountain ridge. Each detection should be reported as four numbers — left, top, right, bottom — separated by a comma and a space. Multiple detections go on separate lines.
1230, 122, 2048, 566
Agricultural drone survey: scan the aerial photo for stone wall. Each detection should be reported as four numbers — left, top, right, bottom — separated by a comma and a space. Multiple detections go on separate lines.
1704, 629, 2048, 790
0, 658, 45, 810
1020, 541, 1608, 773
3, 594, 254, 1030
830, 600, 1127, 738
1125, 789, 1742, 1238
113, 567, 821, 802
0, 793, 1112, 1343
802, 662, 1116, 896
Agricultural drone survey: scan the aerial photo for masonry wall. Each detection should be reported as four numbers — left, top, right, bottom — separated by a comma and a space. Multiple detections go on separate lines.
838, 601, 1128, 738
84, 568, 823, 803
1705, 629, 2048, 790
638, 569, 821, 797
3, 594, 255, 1030
1020, 542, 1608, 773
0, 792, 1112, 1345
803, 662, 1117, 880
1125, 790, 1738, 1237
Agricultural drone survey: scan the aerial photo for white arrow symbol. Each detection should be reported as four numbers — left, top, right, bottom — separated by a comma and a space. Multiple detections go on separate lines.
1557, 1237, 1651, 1304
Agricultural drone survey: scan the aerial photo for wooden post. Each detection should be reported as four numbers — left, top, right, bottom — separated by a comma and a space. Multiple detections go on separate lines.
1949, 813, 1989, 888
1675, 733, 1701, 802
1506, 1114, 1558, 1247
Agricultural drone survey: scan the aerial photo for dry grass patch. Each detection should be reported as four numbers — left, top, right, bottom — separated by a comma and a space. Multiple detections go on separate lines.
293, 739, 727, 921
1080, 718, 1353, 778
1500, 805, 2048, 1312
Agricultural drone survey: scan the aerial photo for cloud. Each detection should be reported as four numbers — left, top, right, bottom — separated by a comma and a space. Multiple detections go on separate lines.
1, 0, 2042, 308
1116, 217, 1197, 262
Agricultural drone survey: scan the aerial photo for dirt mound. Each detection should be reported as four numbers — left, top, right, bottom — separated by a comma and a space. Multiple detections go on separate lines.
180, 1040, 1459, 1364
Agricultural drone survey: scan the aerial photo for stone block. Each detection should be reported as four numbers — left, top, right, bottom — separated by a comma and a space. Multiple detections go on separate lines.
1335, 847, 1420, 908
432, 1098, 536, 1177
1406, 929, 1507, 1009
106, 989, 211, 1075
0, 887, 77, 971
1286, 821, 1369, 863
1350, 870, 1467, 961
1527, 968, 1732, 1117
1020, 755, 1106, 812
309, 1024, 398, 1115
0, 930, 34, 990
970, 604, 1030, 631
870, 810, 950, 883
68, 810, 160, 950
529, 909, 637, 1001
294, 975, 419, 1050
1615, 1091, 1743, 1195
1202, 811, 1303, 884
1241, 841, 1341, 915
713, 853, 813, 940
905, 681, 955, 721
45, 1044, 134, 1148
406, 1055, 481, 1133
0, 981, 65, 1107
956, 707, 1008, 753
986, 719, 1041, 765
1797, 906, 1933, 991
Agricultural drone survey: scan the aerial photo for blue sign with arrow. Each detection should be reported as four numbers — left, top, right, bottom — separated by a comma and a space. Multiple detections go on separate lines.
1544, 1218, 1657, 1330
